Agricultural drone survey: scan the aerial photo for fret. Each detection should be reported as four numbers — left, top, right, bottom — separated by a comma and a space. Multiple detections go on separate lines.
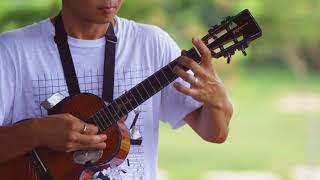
89, 115, 100, 128
129, 88, 144, 105
154, 70, 169, 86
92, 113, 105, 130
100, 111, 110, 128
140, 83, 151, 98
96, 112, 106, 129
94, 53, 203, 130
150, 74, 163, 90
126, 91, 140, 108
168, 61, 180, 73
100, 110, 112, 126
122, 93, 136, 111
146, 78, 157, 92
112, 98, 127, 117
160, 69, 170, 83
118, 96, 131, 114
141, 80, 156, 96
186, 48, 201, 64
135, 86, 148, 101
107, 103, 122, 120
101, 106, 116, 123
161, 65, 177, 82
99, 107, 117, 130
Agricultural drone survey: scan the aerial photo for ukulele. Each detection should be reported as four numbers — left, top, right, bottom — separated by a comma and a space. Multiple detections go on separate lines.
0, 9, 262, 180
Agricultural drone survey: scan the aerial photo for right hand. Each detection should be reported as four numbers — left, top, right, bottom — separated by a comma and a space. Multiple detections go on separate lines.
32, 114, 107, 152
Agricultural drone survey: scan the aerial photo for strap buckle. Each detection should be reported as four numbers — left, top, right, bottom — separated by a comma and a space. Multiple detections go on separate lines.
106, 35, 118, 44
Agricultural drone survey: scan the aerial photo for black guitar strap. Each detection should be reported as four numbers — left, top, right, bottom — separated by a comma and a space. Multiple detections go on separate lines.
53, 13, 141, 148
54, 13, 117, 102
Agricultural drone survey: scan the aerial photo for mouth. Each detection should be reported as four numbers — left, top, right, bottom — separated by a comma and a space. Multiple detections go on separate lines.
99, 6, 117, 14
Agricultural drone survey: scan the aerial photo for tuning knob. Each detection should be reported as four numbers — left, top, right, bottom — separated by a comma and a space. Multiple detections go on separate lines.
209, 25, 219, 34
222, 16, 232, 25
211, 25, 219, 31
240, 47, 247, 56
226, 53, 232, 64
225, 16, 232, 21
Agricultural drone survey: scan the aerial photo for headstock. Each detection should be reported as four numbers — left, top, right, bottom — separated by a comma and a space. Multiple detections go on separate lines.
202, 9, 262, 63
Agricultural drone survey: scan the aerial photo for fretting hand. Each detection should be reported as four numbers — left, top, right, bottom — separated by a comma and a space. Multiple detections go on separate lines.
173, 37, 228, 108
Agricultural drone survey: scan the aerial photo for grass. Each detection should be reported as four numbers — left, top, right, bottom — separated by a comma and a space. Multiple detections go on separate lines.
158, 66, 320, 180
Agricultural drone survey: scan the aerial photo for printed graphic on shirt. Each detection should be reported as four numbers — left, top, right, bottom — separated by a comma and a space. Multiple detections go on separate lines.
31, 66, 150, 180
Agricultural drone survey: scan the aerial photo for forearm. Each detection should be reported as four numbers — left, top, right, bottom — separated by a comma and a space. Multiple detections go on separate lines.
185, 98, 233, 143
0, 120, 39, 164
198, 100, 233, 143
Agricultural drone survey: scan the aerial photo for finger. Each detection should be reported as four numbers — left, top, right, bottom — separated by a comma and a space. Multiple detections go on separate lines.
64, 114, 99, 135
173, 66, 200, 86
72, 142, 107, 151
73, 134, 107, 145
63, 113, 86, 131
192, 37, 212, 67
173, 82, 198, 97
177, 56, 206, 78
83, 142, 107, 150
181, 50, 188, 56
82, 123, 99, 135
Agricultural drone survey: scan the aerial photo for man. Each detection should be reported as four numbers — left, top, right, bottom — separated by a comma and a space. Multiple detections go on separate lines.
0, 0, 233, 179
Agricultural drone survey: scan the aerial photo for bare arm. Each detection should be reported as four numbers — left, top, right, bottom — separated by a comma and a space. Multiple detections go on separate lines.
0, 120, 39, 163
0, 114, 107, 164
184, 98, 232, 143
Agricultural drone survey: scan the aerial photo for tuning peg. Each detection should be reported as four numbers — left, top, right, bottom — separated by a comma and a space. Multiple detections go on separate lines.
240, 47, 247, 56
225, 16, 232, 21
211, 25, 219, 31
226, 53, 232, 64
209, 25, 219, 34
222, 16, 232, 25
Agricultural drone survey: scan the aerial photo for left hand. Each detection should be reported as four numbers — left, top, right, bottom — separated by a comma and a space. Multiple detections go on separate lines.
173, 37, 228, 107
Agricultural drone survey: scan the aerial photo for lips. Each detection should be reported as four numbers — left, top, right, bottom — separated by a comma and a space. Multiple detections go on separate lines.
99, 6, 116, 14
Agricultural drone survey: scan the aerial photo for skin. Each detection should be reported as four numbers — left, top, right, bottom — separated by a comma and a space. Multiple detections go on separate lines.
0, 0, 233, 164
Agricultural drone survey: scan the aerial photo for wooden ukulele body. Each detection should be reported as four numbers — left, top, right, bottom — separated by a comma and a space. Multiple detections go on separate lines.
0, 93, 131, 180
0, 9, 263, 180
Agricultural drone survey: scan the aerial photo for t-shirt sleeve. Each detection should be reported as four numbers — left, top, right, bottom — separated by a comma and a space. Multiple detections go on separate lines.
0, 43, 16, 126
158, 32, 203, 129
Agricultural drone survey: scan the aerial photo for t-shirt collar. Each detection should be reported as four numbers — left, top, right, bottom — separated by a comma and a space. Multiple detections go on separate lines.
44, 16, 120, 48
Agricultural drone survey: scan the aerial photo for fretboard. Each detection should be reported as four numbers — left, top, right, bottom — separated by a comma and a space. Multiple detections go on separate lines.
89, 48, 201, 131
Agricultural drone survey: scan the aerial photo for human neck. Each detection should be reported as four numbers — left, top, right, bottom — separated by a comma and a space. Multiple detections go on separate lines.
51, 9, 114, 40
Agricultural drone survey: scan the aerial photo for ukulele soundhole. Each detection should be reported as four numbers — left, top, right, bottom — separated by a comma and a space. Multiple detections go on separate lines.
73, 150, 103, 165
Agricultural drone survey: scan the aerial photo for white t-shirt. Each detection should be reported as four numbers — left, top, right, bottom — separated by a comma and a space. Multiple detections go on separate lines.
0, 17, 202, 180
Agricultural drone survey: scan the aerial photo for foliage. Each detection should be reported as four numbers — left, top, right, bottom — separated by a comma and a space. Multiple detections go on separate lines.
1, 0, 319, 72
160, 67, 320, 180
0, 1, 319, 179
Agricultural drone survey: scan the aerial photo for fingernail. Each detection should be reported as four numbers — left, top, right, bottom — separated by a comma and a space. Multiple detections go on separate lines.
173, 66, 178, 72
193, 37, 200, 43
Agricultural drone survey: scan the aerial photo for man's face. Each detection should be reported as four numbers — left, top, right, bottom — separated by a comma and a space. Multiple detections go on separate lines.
63, 0, 123, 24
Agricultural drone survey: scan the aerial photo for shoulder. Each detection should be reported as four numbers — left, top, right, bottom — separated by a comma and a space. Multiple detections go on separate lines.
117, 16, 172, 43
0, 19, 51, 49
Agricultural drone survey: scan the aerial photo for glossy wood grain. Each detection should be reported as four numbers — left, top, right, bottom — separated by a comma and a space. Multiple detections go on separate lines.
0, 93, 130, 180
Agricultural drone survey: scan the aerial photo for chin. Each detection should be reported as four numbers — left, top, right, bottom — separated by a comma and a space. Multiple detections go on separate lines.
90, 15, 115, 24
96, 13, 117, 23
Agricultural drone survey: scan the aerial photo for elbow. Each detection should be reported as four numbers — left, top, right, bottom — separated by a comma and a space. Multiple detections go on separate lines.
202, 128, 229, 144
204, 104, 232, 144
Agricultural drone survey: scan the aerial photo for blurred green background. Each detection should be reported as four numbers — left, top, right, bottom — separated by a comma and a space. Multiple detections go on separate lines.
1, 0, 319, 180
